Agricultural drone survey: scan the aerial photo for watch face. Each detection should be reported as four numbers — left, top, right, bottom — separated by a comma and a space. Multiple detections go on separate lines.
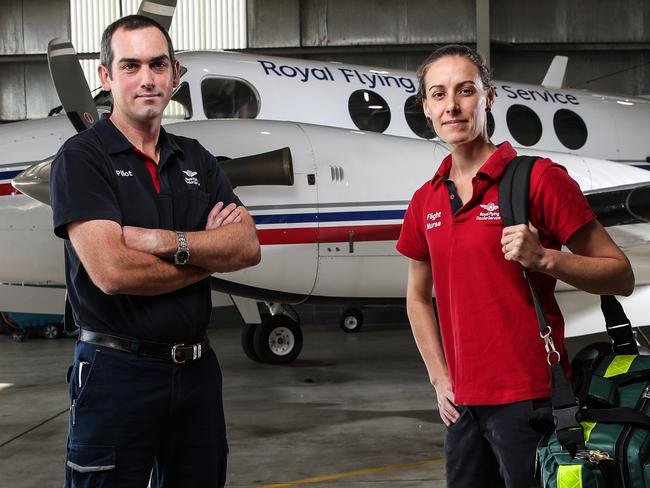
176, 250, 189, 264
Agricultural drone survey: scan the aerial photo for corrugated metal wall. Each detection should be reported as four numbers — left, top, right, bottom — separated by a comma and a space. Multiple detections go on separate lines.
71, 0, 247, 92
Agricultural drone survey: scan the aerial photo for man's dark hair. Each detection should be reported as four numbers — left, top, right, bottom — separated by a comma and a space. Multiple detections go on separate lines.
416, 44, 491, 100
100, 15, 176, 77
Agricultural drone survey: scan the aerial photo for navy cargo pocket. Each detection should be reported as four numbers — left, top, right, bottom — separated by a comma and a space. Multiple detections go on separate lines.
66, 444, 116, 487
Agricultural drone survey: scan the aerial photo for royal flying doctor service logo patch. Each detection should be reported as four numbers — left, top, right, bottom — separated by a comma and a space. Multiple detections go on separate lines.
476, 202, 500, 221
182, 169, 200, 186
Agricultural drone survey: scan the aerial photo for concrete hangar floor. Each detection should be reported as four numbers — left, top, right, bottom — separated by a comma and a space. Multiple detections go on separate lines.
0, 310, 449, 487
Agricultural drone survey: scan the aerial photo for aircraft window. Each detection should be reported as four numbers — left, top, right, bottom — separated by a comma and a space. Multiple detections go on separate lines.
404, 95, 435, 139
487, 111, 495, 138
553, 109, 587, 150
506, 104, 542, 146
202, 78, 259, 119
348, 90, 391, 133
165, 82, 192, 120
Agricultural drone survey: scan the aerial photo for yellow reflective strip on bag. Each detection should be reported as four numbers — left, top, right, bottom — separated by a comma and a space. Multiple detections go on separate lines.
604, 355, 636, 378
557, 464, 583, 488
581, 421, 596, 443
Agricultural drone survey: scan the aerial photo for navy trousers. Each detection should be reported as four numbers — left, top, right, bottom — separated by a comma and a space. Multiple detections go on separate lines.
444, 399, 550, 488
64, 341, 227, 488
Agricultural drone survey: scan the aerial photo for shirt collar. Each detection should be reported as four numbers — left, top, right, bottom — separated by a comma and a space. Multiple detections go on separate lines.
93, 114, 183, 157
431, 141, 517, 185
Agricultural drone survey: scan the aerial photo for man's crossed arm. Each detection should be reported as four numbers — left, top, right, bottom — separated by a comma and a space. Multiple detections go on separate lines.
68, 202, 261, 296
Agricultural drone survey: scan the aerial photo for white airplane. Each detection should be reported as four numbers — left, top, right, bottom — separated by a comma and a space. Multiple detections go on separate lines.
2, 1, 650, 364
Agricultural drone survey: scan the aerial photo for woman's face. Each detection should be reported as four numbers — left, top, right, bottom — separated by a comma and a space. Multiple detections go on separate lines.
421, 55, 493, 147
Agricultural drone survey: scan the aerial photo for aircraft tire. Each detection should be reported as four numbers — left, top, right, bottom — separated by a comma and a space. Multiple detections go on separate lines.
241, 323, 263, 362
253, 315, 303, 365
339, 308, 363, 333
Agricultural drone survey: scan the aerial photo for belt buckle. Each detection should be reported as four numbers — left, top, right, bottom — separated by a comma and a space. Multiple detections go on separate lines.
171, 343, 203, 363
171, 343, 186, 364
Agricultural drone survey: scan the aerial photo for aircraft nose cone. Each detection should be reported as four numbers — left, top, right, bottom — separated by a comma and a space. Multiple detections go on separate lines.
12, 156, 53, 206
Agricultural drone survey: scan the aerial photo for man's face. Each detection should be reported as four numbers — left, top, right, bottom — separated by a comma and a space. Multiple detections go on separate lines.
99, 26, 179, 125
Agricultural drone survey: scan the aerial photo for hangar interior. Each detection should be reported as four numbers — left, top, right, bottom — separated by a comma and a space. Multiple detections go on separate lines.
1, 0, 649, 121
1, 1, 650, 487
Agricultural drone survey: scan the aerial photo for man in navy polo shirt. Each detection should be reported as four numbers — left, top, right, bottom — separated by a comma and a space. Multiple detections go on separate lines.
50, 15, 260, 488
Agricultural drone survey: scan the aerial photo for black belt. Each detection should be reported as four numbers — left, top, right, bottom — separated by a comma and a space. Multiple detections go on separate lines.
79, 329, 211, 364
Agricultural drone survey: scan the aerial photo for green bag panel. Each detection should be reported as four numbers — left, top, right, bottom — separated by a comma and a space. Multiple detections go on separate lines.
587, 376, 618, 406
584, 422, 624, 454
538, 455, 606, 488
627, 427, 650, 487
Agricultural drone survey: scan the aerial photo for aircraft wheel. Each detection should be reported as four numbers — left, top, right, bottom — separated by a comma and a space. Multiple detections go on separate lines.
253, 315, 303, 364
12, 330, 26, 342
339, 308, 363, 333
241, 323, 262, 363
43, 324, 61, 340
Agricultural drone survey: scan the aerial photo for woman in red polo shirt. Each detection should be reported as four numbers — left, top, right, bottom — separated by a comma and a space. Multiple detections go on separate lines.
396, 45, 634, 488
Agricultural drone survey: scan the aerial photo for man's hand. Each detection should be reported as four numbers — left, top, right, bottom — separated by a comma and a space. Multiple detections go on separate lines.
206, 202, 241, 230
433, 376, 459, 426
501, 223, 549, 271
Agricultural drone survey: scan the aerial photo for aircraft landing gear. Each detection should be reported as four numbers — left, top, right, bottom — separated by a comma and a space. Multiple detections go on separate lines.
42, 323, 61, 339
239, 302, 303, 365
339, 307, 363, 333
253, 314, 303, 364
241, 323, 262, 362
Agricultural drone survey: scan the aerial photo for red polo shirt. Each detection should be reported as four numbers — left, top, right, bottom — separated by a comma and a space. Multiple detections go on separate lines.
397, 142, 595, 405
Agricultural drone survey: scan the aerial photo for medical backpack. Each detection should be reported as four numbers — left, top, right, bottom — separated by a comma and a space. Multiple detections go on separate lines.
499, 156, 650, 488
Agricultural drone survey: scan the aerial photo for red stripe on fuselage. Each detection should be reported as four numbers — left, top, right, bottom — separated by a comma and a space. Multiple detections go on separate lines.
257, 224, 401, 245
0, 183, 20, 196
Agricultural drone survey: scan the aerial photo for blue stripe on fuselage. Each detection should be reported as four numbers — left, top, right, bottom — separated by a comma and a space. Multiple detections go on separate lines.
253, 209, 406, 225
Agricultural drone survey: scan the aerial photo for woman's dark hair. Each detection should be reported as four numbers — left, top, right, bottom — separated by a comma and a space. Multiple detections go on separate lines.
100, 15, 175, 77
416, 44, 491, 100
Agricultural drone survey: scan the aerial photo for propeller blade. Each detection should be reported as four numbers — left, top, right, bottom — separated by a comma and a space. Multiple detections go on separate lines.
586, 183, 650, 227
47, 38, 99, 133
137, 0, 178, 31
12, 157, 54, 205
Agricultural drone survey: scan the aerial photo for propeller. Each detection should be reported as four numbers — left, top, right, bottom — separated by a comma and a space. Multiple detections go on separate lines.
137, 0, 178, 31
47, 38, 98, 133
14, 0, 180, 203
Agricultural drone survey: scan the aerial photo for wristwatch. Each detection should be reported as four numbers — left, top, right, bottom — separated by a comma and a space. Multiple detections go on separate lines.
174, 231, 190, 265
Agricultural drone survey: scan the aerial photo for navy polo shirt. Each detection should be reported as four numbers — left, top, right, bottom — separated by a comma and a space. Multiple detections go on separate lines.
50, 116, 242, 342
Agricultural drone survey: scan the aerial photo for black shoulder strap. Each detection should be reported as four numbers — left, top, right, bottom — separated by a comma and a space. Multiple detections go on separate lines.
601, 295, 638, 355
499, 155, 585, 455
498, 154, 638, 456
498, 155, 538, 227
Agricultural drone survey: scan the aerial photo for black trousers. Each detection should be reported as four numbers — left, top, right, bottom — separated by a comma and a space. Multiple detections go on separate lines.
64, 341, 228, 488
444, 399, 550, 488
